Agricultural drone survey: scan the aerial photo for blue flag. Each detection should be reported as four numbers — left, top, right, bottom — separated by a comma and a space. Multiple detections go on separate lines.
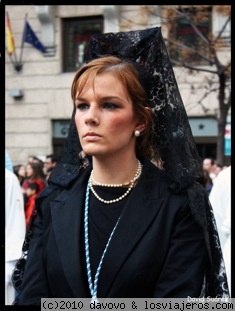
23, 20, 46, 53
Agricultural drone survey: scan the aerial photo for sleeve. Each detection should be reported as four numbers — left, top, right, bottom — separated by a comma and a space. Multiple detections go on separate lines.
153, 200, 208, 297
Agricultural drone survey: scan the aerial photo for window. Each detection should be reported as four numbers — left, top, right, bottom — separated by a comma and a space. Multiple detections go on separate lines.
63, 16, 103, 72
52, 120, 70, 157
167, 6, 212, 65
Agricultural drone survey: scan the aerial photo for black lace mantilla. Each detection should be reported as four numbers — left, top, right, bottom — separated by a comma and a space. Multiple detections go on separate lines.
12, 27, 230, 300
86, 27, 203, 191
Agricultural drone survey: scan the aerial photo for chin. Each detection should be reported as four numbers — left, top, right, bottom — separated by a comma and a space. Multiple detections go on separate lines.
82, 148, 102, 157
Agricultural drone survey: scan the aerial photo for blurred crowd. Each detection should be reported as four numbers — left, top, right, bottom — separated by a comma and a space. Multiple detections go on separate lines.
13, 154, 59, 226
5, 151, 59, 229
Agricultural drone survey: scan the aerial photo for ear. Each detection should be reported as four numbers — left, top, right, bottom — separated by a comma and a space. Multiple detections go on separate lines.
134, 107, 151, 134
134, 123, 146, 134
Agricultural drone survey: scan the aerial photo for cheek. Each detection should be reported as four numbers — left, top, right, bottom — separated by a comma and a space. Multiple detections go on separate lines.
74, 113, 82, 131
74, 113, 86, 143
108, 115, 135, 132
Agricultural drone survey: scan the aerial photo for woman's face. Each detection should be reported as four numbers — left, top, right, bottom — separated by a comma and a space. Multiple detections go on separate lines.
18, 165, 26, 177
26, 164, 33, 178
75, 72, 139, 159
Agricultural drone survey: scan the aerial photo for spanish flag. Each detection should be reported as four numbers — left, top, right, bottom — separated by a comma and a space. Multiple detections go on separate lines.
6, 12, 15, 56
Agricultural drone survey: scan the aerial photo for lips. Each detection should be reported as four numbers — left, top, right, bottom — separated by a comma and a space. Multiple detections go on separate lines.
84, 132, 101, 137
83, 132, 101, 141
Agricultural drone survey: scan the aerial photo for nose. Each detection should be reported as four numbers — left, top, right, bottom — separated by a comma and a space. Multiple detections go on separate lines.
84, 105, 99, 125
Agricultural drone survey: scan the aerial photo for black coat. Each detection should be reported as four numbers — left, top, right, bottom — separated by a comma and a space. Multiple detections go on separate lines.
18, 160, 207, 304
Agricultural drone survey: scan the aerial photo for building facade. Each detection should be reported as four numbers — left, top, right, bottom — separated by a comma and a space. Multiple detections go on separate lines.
5, 5, 231, 165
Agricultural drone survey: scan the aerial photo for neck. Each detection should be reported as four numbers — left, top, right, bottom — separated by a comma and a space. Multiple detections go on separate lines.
89, 159, 142, 203
91, 155, 140, 185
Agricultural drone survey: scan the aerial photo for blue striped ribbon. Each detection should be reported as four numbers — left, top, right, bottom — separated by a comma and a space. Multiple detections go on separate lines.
84, 178, 120, 303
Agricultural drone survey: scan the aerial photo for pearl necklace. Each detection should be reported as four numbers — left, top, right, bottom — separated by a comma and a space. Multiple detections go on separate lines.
89, 160, 142, 204
91, 173, 131, 187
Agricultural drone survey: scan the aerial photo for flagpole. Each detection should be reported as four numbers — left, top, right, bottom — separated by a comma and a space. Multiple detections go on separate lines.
7, 11, 19, 65
6, 11, 15, 64
6, 11, 22, 72
18, 13, 28, 69
7, 49, 17, 68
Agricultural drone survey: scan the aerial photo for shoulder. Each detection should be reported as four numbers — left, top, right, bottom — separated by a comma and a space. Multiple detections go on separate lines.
141, 159, 190, 210
142, 159, 186, 194
142, 159, 171, 184
36, 166, 91, 209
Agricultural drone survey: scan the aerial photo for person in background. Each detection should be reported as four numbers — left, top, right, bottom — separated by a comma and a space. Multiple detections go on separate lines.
32, 157, 45, 170
214, 163, 222, 177
5, 169, 26, 305
197, 169, 213, 195
44, 154, 59, 181
21, 162, 46, 206
24, 182, 40, 228
22, 162, 46, 195
27, 155, 37, 164
13, 164, 26, 187
14, 27, 229, 304
203, 157, 217, 181
209, 165, 231, 294
27, 155, 44, 170
45, 167, 54, 184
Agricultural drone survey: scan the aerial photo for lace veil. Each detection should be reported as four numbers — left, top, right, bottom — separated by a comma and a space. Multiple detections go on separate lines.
13, 27, 230, 299
51, 27, 204, 191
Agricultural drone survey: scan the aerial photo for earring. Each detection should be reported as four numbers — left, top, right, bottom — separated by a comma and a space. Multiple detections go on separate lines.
134, 130, 140, 137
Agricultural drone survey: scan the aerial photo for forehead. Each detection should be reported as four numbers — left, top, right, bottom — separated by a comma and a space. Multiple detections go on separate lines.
77, 72, 129, 98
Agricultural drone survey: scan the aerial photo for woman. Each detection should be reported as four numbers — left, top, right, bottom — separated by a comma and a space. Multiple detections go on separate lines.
13, 164, 26, 186
21, 162, 46, 209
14, 27, 229, 304
21, 162, 45, 195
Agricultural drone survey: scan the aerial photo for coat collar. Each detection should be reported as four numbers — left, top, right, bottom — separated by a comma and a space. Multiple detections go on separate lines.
49, 160, 170, 297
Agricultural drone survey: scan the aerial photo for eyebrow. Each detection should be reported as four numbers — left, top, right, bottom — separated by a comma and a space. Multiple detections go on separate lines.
75, 96, 123, 101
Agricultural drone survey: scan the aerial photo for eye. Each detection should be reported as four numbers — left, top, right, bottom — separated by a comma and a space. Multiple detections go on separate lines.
76, 103, 89, 110
102, 102, 119, 109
